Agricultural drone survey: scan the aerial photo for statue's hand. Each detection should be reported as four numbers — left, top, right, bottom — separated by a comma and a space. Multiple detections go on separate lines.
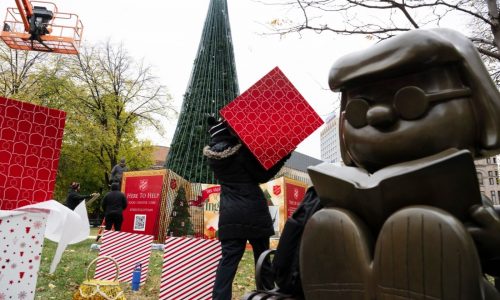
467, 204, 500, 276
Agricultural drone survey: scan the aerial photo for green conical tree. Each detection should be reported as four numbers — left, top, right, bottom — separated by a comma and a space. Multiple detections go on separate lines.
167, 187, 195, 237
263, 189, 274, 206
165, 0, 239, 183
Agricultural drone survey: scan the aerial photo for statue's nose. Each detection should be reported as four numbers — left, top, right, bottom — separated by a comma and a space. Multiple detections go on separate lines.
366, 105, 396, 128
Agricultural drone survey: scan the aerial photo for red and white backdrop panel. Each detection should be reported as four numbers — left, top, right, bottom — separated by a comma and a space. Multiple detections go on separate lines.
0, 210, 48, 300
220, 67, 323, 170
94, 230, 154, 284
160, 237, 221, 300
0, 97, 66, 210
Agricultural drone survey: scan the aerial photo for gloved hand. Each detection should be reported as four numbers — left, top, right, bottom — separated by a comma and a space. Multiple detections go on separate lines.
211, 141, 237, 153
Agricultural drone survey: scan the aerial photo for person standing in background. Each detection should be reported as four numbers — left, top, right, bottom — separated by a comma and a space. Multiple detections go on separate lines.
101, 182, 128, 231
65, 182, 97, 210
110, 158, 128, 189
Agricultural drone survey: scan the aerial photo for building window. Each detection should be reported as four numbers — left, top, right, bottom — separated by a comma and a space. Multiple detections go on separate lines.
487, 158, 491, 164
489, 171, 493, 176
498, 191, 500, 200
478, 173, 483, 185
494, 157, 497, 163
491, 191, 496, 202
490, 178, 495, 185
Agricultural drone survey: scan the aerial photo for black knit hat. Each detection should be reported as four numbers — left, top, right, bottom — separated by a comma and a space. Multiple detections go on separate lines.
207, 116, 237, 145
111, 182, 120, 191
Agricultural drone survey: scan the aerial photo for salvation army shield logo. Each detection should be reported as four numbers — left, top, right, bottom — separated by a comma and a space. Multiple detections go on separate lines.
273, 185, 281, 196
170, 179, 177, 190
139, 179, 148, 192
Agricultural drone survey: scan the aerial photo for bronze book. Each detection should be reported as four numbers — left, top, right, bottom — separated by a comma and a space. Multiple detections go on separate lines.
308, 148, 482, 232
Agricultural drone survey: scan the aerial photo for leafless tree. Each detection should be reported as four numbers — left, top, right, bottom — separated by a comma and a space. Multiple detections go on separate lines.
262, 0, 500, 81
0, 44, 45, 97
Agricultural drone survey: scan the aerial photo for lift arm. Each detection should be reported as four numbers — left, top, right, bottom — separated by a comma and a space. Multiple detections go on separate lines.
14, 0, 33, 32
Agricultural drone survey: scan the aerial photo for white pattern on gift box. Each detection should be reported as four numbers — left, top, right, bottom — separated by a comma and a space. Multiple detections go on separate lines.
0, 97, 66, 210
0, 211, 48, 300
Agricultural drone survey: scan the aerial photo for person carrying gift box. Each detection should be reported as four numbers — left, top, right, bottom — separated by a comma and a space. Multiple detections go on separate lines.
203, 116, 291, 300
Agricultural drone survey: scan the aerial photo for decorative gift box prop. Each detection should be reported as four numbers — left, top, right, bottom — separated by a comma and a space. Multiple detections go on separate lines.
159, 237, 221, 300
73, 256, 125, 300
0, 96, 66, 210
121, 170, 167, 238
220, 67, 323, 169
201, 184, 221, 239
0, 200, 91, 300
202, 176, 308, 239
94, 230, 153, 285
158, 171, 205, 242
26, 200, 91, 273
260, 176, 308, 236
0, 209, 48, 300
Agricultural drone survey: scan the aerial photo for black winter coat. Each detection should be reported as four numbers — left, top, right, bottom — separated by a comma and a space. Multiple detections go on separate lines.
65, 190, 92, 210
101, 191, 128, 216
203, 142, 289, 240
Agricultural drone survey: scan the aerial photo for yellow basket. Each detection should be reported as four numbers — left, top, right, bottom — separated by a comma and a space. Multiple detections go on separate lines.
72, 256, 126, 300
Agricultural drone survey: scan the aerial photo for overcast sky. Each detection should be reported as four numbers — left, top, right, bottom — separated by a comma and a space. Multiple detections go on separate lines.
1, 1, 375, 159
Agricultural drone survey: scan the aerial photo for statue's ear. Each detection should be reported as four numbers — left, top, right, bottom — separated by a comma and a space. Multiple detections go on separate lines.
339, 112, 354, 166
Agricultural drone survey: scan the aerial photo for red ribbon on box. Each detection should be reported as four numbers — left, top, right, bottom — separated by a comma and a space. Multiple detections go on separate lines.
220, 67, 323, 169
189, 185, 221, 207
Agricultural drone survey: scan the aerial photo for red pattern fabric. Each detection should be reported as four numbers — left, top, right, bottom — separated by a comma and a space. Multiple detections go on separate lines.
221, 67, 323, 169
0, 97, 66, 210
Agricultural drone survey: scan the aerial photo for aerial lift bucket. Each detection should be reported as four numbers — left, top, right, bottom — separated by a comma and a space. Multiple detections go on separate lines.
0, 1, 83, 54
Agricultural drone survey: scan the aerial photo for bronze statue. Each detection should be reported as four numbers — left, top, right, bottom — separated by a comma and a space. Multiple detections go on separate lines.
303, 28, 500, 299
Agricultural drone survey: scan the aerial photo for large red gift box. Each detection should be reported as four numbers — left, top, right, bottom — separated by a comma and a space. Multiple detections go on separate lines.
0, 97, 66, 210
220, 67, 323, 169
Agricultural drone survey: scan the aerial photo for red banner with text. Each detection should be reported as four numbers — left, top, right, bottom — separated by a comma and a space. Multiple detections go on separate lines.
121, 170, 166, 238
284, 179, 307, 219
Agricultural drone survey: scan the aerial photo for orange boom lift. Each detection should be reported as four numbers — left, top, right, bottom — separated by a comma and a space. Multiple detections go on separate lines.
0, 0, 83, 54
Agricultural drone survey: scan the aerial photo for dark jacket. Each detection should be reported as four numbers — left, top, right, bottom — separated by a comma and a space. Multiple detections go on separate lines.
101, 188, 128, 216
204, 142, 289, 240
65, 190, 92, 210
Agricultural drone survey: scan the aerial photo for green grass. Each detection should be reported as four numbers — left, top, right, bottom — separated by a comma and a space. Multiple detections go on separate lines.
35, 229, 256, 299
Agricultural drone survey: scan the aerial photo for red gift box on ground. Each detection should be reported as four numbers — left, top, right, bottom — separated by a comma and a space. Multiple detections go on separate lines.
95, 230, 154, 284
220, 67, 323, 169
0, 97, 66, 210
159, 237, 221, 300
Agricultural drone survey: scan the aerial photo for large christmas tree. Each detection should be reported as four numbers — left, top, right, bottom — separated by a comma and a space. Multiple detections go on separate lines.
165, 0, 240, 183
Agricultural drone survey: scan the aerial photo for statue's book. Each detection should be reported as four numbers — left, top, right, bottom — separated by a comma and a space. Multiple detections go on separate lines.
308, 149, 481, 231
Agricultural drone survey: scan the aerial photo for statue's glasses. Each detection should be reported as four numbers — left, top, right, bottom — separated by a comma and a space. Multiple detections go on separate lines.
344, 86, 472, 128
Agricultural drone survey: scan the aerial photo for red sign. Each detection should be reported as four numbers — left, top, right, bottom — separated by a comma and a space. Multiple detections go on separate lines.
121, 174, 165, 238
285, 182, 306, 218
220, 67, 323, 169
0, 97, 66, 210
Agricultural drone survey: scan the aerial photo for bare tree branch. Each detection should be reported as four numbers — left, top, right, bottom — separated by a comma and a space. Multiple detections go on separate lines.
267, 0, 500, 77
